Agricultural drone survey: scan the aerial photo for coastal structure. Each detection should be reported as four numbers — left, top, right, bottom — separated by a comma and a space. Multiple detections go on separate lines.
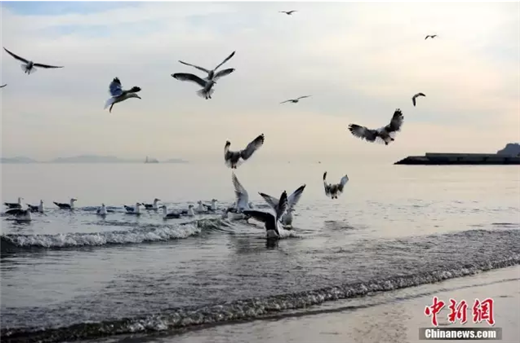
145, 156, 159, 164
395, 152, 520, 165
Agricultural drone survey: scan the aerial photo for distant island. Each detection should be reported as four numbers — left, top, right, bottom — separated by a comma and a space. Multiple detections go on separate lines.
395, 143, 520, 165
0, 155, 189, 164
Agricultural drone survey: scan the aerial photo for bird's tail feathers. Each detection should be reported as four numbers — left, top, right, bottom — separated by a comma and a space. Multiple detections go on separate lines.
21, 64, 37, 74
197, 88, 214, 99
104, 97, 115, 109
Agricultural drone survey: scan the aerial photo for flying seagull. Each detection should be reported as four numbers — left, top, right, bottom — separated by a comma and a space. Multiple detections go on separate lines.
323, 172, 349, 200
3, 47, 63, 75
259, 184, 306, 228
348, 109, 404, 145
412, 92, 426, 107
224, 133, 265, 169
243, 190, 289, 239
222, 172, 253, 221
179, 51, 236, 81
425, 35, 438, 40
0, 84, 6, 88
104, 77, 141, 113
280, 10, 297, 15
281, 95, 311, 104
172, 73, 216, 100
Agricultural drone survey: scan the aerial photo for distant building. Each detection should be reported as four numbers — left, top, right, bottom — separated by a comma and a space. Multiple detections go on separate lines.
145, 156, 159, 163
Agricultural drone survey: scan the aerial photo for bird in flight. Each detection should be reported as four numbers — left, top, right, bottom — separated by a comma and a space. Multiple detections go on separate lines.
3, 47, 63, 75
280, 95, 311, 104
425, 35, 438, 40
178, 51, 236, 81
323, 172, 349, 200
348, 109, 404, 146
104, 77, 142, 113
280, 10, 297, 15
412, 93, 426, 107
172, 73, 217, 100
0, 84, 6, 88
224, 134, 265, 169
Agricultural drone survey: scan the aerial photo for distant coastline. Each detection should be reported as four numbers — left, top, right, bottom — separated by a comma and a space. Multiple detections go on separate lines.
0, 155, 189, 164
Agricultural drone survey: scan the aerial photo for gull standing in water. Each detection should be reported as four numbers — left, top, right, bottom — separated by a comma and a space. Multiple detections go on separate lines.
224, 134, 265, 169
161, 206, 181, 219
412, 93, 426, 107
171, 73, 217, 100
178, 51, 236, 82
97, 204, 108, 217
28, 200, 44, 213
104, 77, 142, 113
124, 203, 142, 215
143, 198, 161, 210
180, 205, 196, 217
243, 191, 289, 239
4, 197, 23, 209
348, 109, 404, 145
280, 95, 311, 104
259, 184, 306, 228
3, 47, 63, 75
323, 172, 349, 200
54, 198, 77, 210
14, 209, 32, 223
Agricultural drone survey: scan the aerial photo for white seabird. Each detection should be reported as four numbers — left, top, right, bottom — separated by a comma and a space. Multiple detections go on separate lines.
14, 209, 32, 223
0, 84, 6, 88
178, 51, 236, 81
171, 73, 217, 100
161, 205, 181, 220
280, 95, 311, 104
224, 133, 265, 169
28, 200, 44, 213
348, 109, 404, 146
259, 184, 306, 228
5, 197, 23, 209
425, 35, 438, 40
280, 10, 297, 15
143, 198, 161, 210
323, 172, 349, 200
124, 203, 142, 215
412, 92, 426, 107
180, 205, 196, 217
224, 172, 253, 221
3, 47, 63, 75
54, 198, 77, 210
97, 203, 108, 216
243, 190, 289, 239
104, 77, 142, 113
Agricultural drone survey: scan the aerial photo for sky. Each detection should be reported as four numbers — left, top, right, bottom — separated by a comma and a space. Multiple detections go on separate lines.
1, 1, 519, 163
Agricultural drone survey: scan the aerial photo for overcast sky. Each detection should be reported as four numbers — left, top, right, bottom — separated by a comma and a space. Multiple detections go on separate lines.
1, 1, 519, 163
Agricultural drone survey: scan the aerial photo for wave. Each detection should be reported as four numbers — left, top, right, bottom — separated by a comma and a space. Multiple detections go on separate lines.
2, 254, 518, 343
0, 218, 224, 250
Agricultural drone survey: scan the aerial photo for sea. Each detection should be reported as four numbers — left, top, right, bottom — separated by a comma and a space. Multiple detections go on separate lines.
1, 162, 519, 343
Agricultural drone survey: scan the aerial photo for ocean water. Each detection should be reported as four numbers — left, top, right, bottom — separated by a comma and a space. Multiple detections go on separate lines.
1, 162, 519, 342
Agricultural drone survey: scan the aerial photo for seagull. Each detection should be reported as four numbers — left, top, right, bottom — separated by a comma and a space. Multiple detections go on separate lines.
425, 35, 438, 40
14, 209, 32, 223
204, 199, 218, 212
348, 109, 404, 145
243, 190, 289, 239
3, 47, 63, 75
161, 205, 181, 220
280, 95, 311, 104
124, 203, 142, 215
97, 203, 107, 216
27, 200, 44, 213
259, 184, 306, 228
224, 172, 253, 221
0, 84, 6, 88
172, 73, 217, 100
179, 205, 196, 217
4, 197, 23, 209
224, 134, 265, 169
54, 198, 77, 210
412, 93, 426, 107
143, 198, 161, 210
323, 172, 349, 200
280, 10, 297, 15
178, 51, 236, 81
104, 77, 141, 113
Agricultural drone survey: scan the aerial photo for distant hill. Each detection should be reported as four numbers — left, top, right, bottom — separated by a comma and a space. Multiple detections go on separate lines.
0, 156, 37, 163
497, 143, 520, 156
50, 155, 135, 163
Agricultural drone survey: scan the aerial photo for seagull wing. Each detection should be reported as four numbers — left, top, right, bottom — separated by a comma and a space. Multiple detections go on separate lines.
33, 63, 63, 69
384, 109, 404, 133
3, 48, 29, 63
172, 73, 208, 88
280, 99, 292, 104
337, 175, 349, 193
0, 84, 6, 88
242, 210, 273, 224
275, 191, 288, 222
232, 172, 249, 209
348, 124, 378, 142
178, 60, 210, 74
323, 172, 332, 197
259, 192, 279, 210
214, 51, 236, 71
213, 68, 235, 81
296, 95, 311, 100
109, 77, 123, 97
287, 184, 306, 210
240, 133, 265, 160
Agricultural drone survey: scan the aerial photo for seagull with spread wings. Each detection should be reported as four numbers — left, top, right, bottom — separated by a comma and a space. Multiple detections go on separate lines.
425, 35, 438, 40
104, 77, 142, 113
412, 93, 426, 107
259, 184, 306, 228
281, 95, 311, 104
224, 134, 265, 169
348, 109, 404, 145
171, 73, 217, 100
3, 47, 63, 75
178, 51, 235, 81
280, 10, 297, 15
323, 172, 349, 200
0, 84, 6, 88
243, 190, 289, 239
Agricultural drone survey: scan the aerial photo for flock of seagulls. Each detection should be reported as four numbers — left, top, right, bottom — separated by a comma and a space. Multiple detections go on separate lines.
1, 9, 438, 240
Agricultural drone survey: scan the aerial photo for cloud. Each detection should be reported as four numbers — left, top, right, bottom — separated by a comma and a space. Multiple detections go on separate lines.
1, 2, 518, 161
